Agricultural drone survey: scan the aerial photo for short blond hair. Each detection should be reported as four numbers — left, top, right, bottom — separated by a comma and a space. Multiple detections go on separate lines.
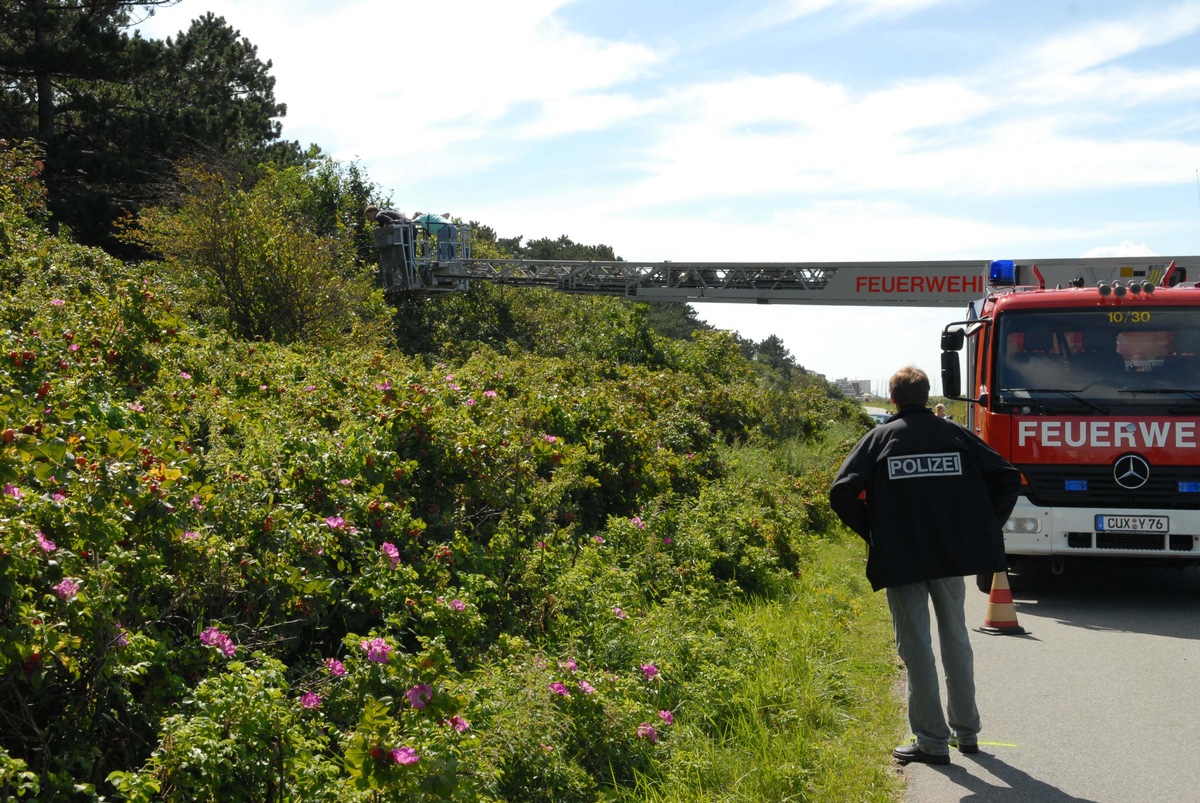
889, 365, 930, 409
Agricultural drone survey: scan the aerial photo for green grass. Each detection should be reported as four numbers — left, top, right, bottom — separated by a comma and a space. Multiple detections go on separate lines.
622, 535, 905, 802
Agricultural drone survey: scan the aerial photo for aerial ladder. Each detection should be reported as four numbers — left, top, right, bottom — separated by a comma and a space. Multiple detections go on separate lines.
373, 222, 1200, 307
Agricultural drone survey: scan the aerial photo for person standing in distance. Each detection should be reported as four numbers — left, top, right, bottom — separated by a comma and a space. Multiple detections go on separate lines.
829, 365, 1019, 765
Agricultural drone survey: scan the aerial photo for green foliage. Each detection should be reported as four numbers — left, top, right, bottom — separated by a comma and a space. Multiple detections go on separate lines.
0, 143, 892, 801
126, 159, 392, 347
622, 540, 903, 802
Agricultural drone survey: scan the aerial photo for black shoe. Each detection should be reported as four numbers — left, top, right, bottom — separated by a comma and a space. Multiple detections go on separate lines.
892, 743, 950, 765
949, 738, 979, 754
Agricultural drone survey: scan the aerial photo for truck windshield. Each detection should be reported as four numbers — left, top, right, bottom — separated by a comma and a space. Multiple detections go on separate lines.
995, 308, 1200, 403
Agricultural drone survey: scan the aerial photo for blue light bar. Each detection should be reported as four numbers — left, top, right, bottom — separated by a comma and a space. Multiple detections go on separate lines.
989, 259, 1017, 286
1179, 482, 1200, 493
1063, 480, 1088, 491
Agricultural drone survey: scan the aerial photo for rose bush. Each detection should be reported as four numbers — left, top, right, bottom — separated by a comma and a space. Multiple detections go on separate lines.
0, 142, 866, 801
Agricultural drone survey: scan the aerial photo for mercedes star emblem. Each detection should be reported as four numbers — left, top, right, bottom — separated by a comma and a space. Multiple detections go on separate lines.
1113, 454, 1150, 490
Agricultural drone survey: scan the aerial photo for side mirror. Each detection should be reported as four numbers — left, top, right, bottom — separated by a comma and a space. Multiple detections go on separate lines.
941, 329, 965, 351
941, 351, 961, 399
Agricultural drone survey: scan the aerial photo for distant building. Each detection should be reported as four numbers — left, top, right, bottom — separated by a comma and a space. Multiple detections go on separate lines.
835, 378, 871, 399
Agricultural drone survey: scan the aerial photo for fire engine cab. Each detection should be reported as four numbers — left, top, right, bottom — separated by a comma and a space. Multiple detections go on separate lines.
941, 259, 1200, 573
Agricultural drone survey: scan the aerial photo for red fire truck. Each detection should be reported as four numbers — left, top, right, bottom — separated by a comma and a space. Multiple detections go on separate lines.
940, 259, 1200, 575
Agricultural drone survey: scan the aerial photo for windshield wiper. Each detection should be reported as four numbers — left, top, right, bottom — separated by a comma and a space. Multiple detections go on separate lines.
999, 388, 1109, 414
1116, 387, 1200, 401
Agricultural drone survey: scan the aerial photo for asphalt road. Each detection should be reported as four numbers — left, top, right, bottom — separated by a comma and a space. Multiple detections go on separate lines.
902, 561, 1200, 803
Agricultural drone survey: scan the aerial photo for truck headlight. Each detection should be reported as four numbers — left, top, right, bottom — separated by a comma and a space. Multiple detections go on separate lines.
1004, 517, 1042, 534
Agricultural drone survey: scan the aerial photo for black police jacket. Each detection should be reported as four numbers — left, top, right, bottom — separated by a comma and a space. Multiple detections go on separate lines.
829, 406, 1020, 591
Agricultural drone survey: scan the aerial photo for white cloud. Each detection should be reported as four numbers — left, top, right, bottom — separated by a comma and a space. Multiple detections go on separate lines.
1016, 2, 1200, 79
139, 0, 662, 163
513, 93, 662, 139
1082, 240, 1159, 258
741, 0, 952, 35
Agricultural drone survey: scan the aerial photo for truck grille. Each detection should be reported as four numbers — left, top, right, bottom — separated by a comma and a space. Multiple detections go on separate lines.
1021, 464, 1200, 511
1065, 532, 1194, 551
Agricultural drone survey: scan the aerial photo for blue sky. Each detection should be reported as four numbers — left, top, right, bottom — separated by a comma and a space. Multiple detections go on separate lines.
140, 0, 1200, 395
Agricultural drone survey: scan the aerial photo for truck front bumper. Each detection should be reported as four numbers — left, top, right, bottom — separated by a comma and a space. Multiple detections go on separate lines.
1002, 497, 1200, 558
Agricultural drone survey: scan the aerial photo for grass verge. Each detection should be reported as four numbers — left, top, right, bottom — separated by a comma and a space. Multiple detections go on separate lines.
623, 533, 905, 802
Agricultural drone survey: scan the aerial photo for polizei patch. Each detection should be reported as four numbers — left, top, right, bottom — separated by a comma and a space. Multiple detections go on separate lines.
887, 452, 962, 480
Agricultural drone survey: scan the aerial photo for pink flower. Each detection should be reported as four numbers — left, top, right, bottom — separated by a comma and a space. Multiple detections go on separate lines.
53, 578, 80, 600
360, 637, 391, 663
466, 398, 476, 406
592, 535, 605, 544
68, 343, 79, 352
637, 722, 659, 743
326, 515, 347, 530
391, 746, 420, 765
406, 683, 433, 709
324, 658, 347, 677
300, 692, 321, 709
189, 494, 203, 511
381, 541, 400, 569
579, 680, 595, 694
641, 663, 660, 681
548, 682, 571, 697
543, 434, 557, 443
179, 371, 191, 380
182, 531, 201, 540
446, 715, 470, 732
3, 483, 23, 501
612, 607, 627, 620
444, 374, 455, 382
449, 598, 466, 611
659, 710, 674, 725
114, 624, 130, 648
483, 390, 497, 398
560, 658, 577, 672
663, 537, 673, 545
35, 530, 55, 553
631, 516, 645, 529
127, 402, 144, 412
50, 298, 65, 306
200, 627, 236, 657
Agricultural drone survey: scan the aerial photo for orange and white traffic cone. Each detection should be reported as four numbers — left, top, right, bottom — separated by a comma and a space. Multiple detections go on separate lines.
976, 571, 1028, 635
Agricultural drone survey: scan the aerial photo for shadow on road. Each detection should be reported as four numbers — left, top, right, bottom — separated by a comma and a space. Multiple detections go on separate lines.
921, 754, 1100, 802
1005, 562, 1200, 639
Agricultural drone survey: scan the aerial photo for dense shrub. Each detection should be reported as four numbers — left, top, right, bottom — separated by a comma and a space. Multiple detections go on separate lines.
0, 141, 870, 801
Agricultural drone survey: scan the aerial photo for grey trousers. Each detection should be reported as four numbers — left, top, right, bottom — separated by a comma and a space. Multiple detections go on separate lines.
886, 576, 981, 754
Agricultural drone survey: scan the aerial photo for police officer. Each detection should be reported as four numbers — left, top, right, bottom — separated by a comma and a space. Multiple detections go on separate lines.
829, 365, 1019, 765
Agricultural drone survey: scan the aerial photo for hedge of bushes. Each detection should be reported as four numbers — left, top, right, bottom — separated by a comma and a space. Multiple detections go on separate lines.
0, 141, 868, 801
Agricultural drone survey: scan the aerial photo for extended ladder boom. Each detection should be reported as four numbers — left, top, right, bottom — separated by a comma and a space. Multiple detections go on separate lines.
373, 226, 1199, 306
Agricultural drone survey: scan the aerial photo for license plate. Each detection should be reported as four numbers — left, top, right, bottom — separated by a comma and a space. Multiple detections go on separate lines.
1094, 514, 1169, 533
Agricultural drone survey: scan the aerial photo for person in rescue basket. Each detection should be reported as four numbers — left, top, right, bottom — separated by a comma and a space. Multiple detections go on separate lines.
829, 365, 1019, 765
